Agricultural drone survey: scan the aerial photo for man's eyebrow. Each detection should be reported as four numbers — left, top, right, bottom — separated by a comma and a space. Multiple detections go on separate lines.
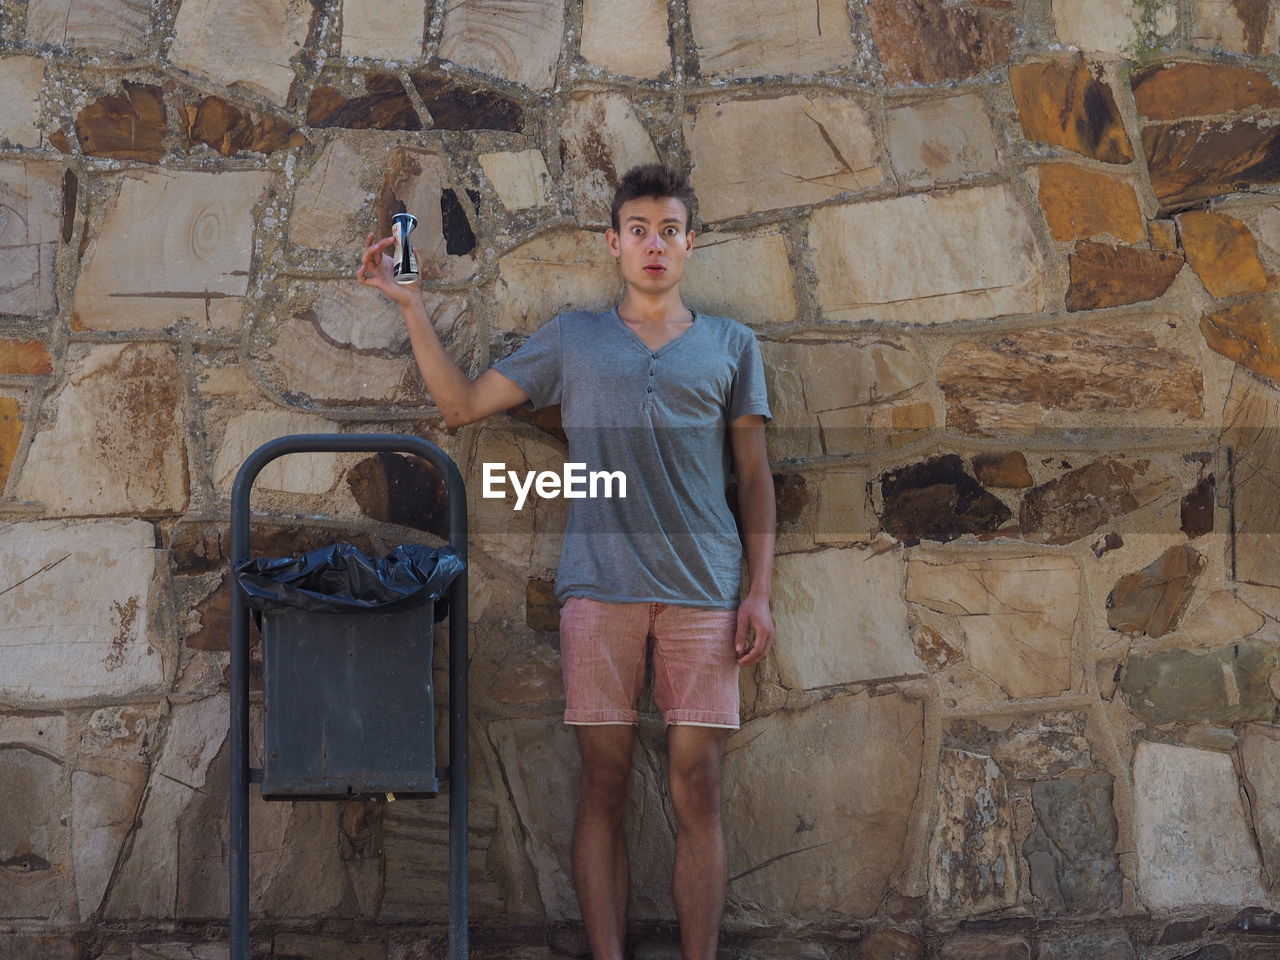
624, 215, 685, 226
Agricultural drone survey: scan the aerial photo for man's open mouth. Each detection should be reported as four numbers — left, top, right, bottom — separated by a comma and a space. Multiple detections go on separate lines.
643, 264, 665, 274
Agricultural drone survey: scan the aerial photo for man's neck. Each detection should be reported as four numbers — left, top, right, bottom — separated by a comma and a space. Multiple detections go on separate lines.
617, 287, 691, 326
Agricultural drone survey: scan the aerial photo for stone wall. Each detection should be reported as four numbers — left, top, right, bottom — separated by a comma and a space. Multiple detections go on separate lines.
2, 0, 1280, 957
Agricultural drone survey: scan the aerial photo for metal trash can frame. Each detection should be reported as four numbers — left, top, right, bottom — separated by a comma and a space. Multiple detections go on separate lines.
228, 434, 469, 960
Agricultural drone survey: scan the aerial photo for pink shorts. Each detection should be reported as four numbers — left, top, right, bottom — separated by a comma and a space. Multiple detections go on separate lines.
559, 597, 741, 729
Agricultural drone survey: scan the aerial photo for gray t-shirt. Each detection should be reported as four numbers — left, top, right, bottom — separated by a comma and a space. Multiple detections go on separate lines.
491, 306, 772, 609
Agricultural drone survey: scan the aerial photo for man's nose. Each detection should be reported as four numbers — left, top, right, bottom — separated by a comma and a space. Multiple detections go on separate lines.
645, 232, 664, 253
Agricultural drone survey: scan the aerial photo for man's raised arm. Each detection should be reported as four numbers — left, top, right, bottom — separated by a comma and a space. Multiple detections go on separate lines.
357, 232, 528, 428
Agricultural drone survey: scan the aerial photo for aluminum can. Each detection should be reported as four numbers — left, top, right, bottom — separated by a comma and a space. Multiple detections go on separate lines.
391, 212, 420, 285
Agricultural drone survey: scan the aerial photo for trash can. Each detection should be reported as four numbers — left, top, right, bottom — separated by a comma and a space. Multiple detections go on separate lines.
234, 541, 465, 799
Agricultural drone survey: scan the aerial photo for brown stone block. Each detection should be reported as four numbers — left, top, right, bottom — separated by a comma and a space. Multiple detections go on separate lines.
1131, 60, 1280, 121
972, 451, 1033, 488
939, 936, 1029, 960
1148, 218, 1179, 251
182, 96, 307, 155
1010, 56, 1133, 164
74, 81, 165, 162
929, 748, 1017, 913
0, 396, 22, 491
1107, 543, 1206, 636
409, 72, 525, 131
346, 451, 449, 536
0, 340, 52, 374
878, 454, 1012, 543
1143, 116, 1280, 208
859, 928, 923, 960
865, 0, 1014, 85
1200, 295, 1280, 384
524, 578, 559, 632
1181, 474, 1215, 537
1019, 456, 1175, 544
1177, 209, 1268, 298
307, 73, 421, 130
1066, 242, 1184, 311
1035, 163, 1144, 243
939, 319, 1203, 434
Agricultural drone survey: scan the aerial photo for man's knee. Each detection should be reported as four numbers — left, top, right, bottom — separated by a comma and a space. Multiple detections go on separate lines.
576, 726, 635, 818
668, 753, 724, 824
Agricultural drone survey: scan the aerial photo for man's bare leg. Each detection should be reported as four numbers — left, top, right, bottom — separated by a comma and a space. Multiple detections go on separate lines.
667, 724, 730, 960
572, 724, 635, 960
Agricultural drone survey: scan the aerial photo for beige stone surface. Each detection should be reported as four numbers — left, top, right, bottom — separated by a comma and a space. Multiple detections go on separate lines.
686, 94, 881, 222
761, 337, 928, 459
1241, 725, 1280, 886
341, 0, 424, 58
439, 0, 564, 90
12, 344, 189, 515
682, 229, 796, 326
72, 757, 148, 920
0, 740, 66, 917
810, 184, 1047, 325
212, 410, 341, 495
478, 149, 553, 211
0, 520, 167, 704
906, 554, 1079, 699
771, 544, 920, 689
169, 0, 313, 105
493, 230, 621, 335
0, 160, 61, 316
724, 692, 924, 916
580, 0, 669, 78
1133, 741, 1265, 909
561, 92, 659, 225
466, 425, 566, 574
1162, 589, 1265, 649
74, 170, 269, 332
886, 94, 998, 189
689, 0, 856, 78
815, 470, 872, 543
929, 749, 1017, 915
26, 0, 150, 53
289, 138, 368, 252
1223, 371, 1280, 591
1053, 0, 1175, 52
1193, 0, 1280, 53
0, 57, 46, 147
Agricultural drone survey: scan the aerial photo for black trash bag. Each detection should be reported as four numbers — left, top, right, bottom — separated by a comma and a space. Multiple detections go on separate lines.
234, 542, 464, 620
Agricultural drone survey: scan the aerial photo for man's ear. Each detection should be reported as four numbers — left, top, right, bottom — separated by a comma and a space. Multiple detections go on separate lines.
685, 228, 696, 251
605, 227, 620, 258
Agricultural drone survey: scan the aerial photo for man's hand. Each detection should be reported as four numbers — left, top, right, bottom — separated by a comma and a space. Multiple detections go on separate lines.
356, 232, 418, 307
735, 590, 774, 666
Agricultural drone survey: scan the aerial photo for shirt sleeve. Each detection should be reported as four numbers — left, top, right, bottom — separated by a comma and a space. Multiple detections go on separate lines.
491, 315, 563, 409
728, 331, 772, 423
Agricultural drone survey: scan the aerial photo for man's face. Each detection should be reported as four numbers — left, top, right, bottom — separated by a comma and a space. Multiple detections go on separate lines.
606, 196, 696, 296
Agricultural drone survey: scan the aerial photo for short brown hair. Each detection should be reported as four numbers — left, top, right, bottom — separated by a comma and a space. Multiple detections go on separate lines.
610, 163, 697, 232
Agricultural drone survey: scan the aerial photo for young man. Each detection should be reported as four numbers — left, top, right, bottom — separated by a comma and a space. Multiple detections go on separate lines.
357, 163, 776, 960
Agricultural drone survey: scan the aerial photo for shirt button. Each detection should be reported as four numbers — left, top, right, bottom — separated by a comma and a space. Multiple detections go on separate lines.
649, 370, 655, 376
647, 386, 653, 392
651, 353, 657, 359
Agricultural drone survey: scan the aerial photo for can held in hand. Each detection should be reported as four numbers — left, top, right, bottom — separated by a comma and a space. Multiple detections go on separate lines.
391, 212, 420, 285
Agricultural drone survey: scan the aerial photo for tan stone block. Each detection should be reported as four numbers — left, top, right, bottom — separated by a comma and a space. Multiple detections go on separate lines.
1164, 589, 1265, 649
466, 426, 566, 573
341, 0, 424, 58
0, 57, 45, 147
561, 92, 658, 225
886, 94, 998, 189
439, 0, 563, 90
685, 93, 881, 222
1192, 0, 1280, 54
0, 341, 52, 375
690, 0, 855, 78
772, 544, 920, 688
929, 749, 1017, 914
866, 0, 1014, 85
72, 757, 148, 920
810, 184, 1047, 324
0, 519, 168, 704
493, 230, 621, 335
379, 145, 476, 282
1010, 56, 1133, 164
1052, 0, 1175, 53
939, 319, 1203, 436
0, 397, 21, 493
1223, 371, 1280, 592
73, 170, 270, 331
682, 228, 796, 326
0, 160, 61, 316
1019, 456, 1176, 545
26, 0, 149, 53
170, 0, 313, 105
1241, 725, 1280, 886
724, 692, 925, 916
0, 735, 67, 915
1177, 209, 1268, 298
212, 410, 340, 495
478, 149, 553, 211
289, 138, 368, 252
1131, 60, 1280, 121
1201, 295, 1280, 385
12, 344, 188, 515
1035, 163, 1144, 243
906, 554, 1079, 699
1148, 218, 1178, 251
1134, 741, 1265, 908
580, 0, 669, 78
814, 470, 870, 543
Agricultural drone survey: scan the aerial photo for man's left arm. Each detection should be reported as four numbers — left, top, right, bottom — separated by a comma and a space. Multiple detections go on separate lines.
730, 413, 775, 666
